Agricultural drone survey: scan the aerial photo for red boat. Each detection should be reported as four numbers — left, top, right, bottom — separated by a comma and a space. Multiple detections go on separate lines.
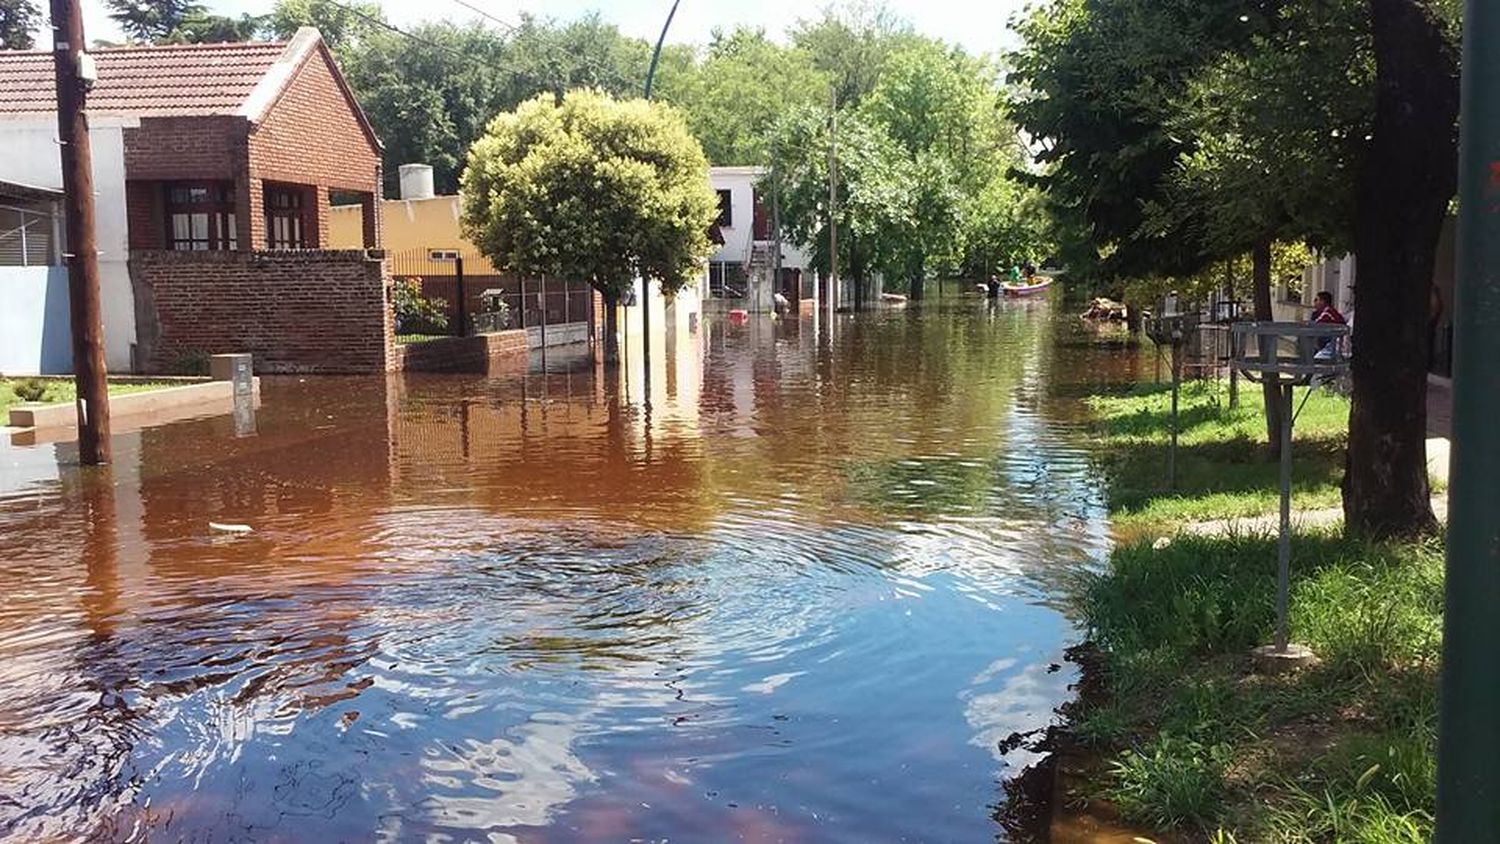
1002, 276, 1054, 297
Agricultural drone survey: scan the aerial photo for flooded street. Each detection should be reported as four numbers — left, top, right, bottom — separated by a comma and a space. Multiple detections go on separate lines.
0, 300, 1144, 842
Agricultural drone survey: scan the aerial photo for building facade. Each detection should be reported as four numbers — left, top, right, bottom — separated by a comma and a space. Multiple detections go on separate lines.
707, 166, 817, 313
0, 28, 387, 374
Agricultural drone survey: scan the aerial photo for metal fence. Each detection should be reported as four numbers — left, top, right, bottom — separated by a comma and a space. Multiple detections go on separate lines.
389, 247, 594, 337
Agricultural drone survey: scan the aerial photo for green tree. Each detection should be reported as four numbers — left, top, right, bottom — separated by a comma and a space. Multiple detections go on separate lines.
461, 90, 717, 362
862, 39, 1010, 297
267, 0, 385, 52
965, 170, 1050, 281
167, 11, 266, 43
1, 0, 41, 49
767, 105, 914, 310
789, 1, 917, 106
340, 23, 510, 195
1343, 0, 1457, 537
106, 0, 201, 42
339, 15, 651, 196
660, 26, 829, 165
1010, 0, 1460, 537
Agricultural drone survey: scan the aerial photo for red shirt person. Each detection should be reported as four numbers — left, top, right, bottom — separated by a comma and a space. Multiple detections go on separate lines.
1310, 290, 1347, 358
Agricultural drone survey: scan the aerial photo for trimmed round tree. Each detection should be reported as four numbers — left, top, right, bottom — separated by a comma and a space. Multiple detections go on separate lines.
460, 90, 718, 363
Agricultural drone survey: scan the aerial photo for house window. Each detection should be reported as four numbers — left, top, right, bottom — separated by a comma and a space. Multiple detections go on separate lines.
429, 249, 460, 261
0, 203, 58, 266
264, 184, 308, 249
716, 189, 733, 228
166, 181, 236, 251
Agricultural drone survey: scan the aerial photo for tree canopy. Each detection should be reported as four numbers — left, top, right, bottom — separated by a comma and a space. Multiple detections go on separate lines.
460, 90, 717, 339
1, 0, 41, 49
765, 28, 1039, 303
1010, 0, 1461, 536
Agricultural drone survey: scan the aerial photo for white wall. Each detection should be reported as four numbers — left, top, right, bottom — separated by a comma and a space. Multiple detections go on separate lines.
0, 118, 137, 372
707, 166, 813, 269
0, 267, 72, 375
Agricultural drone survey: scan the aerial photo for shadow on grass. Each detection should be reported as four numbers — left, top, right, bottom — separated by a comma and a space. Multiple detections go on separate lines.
1102, 436, 1346, 523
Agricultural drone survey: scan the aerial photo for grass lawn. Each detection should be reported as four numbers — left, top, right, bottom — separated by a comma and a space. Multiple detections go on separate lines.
1078, 532, 1439, 842
0, 378, 182, 418
1086, 380, 1351, 533
1070, 376, 1440, 842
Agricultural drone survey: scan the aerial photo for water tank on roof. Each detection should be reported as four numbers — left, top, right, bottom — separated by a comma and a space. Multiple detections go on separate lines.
399, 164, 435, 200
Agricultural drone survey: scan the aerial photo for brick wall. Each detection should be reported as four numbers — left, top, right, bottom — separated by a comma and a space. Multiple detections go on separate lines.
125, 181, 165, 251
123, 116, 247, 180
396, 330, 528, 373
130, 250, 394, 374
250, 49, 380, 199
119, 47, 381, 253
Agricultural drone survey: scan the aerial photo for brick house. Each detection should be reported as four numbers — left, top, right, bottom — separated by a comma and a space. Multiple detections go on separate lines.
0, 27, 382, 252
0, 28, 395, 374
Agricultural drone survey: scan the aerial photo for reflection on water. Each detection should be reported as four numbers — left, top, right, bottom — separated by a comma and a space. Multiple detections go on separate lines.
0, 299, 1145, 842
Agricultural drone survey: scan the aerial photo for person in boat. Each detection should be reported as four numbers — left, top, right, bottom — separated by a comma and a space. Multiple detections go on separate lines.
1310, 290, 1347, 360
1021, 261, 1037, 282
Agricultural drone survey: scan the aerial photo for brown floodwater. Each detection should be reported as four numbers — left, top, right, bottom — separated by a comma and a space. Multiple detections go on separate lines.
0, 299, 1148, 842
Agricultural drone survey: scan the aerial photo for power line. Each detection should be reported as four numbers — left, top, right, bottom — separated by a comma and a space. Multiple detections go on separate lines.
319, 0, 491, 71
443, 0, 650, 94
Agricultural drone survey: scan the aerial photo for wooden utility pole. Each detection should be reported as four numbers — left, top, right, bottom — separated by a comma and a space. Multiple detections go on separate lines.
828, 85, 839, 318
51, 0, 110, 464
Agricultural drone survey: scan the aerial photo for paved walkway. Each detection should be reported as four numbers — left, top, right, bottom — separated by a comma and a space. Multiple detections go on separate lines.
1429, 376, 1452, 438
1186, 495, 1448, 537
1185, 379, 1454, 538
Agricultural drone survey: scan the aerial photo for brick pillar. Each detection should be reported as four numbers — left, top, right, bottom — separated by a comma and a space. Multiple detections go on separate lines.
246, 177, 266, 250
360, 191, 379, 249
371, 163, 384, 249
308, 185, 328, 249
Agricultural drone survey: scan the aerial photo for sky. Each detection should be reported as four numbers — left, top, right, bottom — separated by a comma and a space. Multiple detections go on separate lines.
73, 0, 1028, 56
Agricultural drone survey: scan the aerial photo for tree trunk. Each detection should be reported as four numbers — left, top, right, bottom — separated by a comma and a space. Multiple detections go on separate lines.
1252, 238, 1283, 459
910, 273, 924, 301
1343, 0, 1455, 538
601, 290, 620, 365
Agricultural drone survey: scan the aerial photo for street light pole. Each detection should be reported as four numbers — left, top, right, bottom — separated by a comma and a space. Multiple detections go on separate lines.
51, 0, 111, 464
1436, 0, 1500, 837
638, 0, 681, 406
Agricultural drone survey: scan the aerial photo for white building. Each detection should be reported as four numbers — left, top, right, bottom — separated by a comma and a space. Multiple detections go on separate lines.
0, 119, 137, 374
706, 166, 818, 313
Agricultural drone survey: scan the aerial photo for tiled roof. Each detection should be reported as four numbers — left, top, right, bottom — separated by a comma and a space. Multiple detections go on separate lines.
0, 40, 291, 117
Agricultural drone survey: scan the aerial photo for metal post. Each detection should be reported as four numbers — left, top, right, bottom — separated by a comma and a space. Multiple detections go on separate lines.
828, 84, 839, 318
1437, 0, 1500, 835
51, 0, 110, 464
641, 277, 651, 403
1276, 383, 1294, 653
540, 274, 548, 372
1169, 342, 1181, 490
455, 255, 467, 337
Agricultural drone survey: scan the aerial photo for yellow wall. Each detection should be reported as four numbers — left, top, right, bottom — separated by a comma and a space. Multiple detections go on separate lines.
330, 196, 502, 276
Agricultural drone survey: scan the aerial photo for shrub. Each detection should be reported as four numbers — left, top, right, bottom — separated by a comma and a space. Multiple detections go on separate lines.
170, 351, 211, 376
393, 277, 450, 335
1106, 734, 1232, 828
12, 378, 48, 402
